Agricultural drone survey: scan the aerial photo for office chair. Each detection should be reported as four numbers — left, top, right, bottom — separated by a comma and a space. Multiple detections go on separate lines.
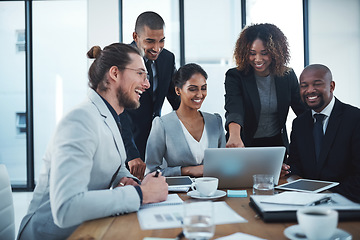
0, 164, 15, 240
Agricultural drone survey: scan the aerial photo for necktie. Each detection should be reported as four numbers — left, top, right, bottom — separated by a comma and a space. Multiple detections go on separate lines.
313, 114, 325, 160
145, 60, 154, 97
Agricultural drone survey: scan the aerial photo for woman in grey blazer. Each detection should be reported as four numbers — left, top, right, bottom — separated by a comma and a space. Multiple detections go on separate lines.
145, 63, 226, 177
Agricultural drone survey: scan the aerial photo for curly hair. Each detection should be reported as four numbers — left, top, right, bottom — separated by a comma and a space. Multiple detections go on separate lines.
234, 23, 290, 76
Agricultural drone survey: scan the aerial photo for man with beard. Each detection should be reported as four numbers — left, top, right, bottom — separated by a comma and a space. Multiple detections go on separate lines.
120, 11, 180, 180
17, 43, 168, 240
283, 64, 360, 202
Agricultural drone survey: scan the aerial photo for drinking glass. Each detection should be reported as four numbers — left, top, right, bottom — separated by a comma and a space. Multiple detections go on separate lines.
182, 200, 215, 240
253, 174, 274, 195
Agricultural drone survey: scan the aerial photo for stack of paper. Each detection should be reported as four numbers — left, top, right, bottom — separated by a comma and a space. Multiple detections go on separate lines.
260, 192, 331, 206
138, 201, 247, 230
141, 194, 183, 209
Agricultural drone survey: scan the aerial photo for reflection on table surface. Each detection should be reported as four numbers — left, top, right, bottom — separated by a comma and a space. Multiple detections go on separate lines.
68, 188, 360, 240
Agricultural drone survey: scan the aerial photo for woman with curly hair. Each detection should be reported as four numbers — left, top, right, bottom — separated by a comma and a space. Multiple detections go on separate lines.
224, 23, 305, 151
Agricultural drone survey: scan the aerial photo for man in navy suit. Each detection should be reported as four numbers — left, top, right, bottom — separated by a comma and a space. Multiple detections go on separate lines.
284, 64, 360, 202
121, 12, 180, 179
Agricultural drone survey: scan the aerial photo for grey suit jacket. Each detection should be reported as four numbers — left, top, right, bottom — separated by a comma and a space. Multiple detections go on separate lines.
145, 111, 226, 176
17, 89, 141, 240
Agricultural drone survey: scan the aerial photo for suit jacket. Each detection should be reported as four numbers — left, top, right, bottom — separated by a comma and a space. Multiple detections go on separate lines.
145, 111, 226, 176
125, 42, 180, 160
224, 68, 305, 151
288, 98, 360, 202
17, 89, 141, 240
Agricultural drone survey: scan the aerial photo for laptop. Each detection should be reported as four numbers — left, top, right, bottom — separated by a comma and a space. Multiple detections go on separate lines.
203, 147, 286, 188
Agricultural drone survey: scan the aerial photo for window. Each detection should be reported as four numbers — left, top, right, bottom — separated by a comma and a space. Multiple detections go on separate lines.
32, 0, 88, 181
0, 1, 27, 185
308, 0, 360, 108
183, 0, 242, 120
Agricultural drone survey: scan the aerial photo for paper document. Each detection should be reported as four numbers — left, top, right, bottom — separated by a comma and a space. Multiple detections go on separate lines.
215, 232, 266, 240
260, 192, 331, 206
141, 194, 183, 209
137, 201, 247, 230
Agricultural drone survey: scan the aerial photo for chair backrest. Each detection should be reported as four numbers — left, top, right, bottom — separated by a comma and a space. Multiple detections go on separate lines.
0, 164, 15, 240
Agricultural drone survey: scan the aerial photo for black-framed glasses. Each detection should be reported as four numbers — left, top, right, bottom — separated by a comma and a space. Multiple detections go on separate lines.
124, 68, 149, 82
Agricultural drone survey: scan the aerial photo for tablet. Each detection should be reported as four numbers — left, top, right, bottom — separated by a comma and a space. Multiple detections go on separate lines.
166, 176, 193, 187
275, 179, 339, 193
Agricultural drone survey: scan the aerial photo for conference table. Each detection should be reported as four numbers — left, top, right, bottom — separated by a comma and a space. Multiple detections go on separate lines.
68, 187, 360, 240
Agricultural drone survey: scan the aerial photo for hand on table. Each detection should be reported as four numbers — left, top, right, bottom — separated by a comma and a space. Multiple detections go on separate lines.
116, 177, 139, 187
181, 165, 203, 177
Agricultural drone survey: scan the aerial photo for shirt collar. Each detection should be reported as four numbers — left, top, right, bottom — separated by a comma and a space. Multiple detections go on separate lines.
311, 96, 335, 118
98, 94, 121, 123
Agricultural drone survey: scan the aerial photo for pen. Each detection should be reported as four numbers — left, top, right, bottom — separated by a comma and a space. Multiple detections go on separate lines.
310, 196, 332, 206
154, 169, 161, 177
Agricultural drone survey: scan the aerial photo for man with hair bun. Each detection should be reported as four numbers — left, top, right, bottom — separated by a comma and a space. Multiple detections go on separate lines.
17, 43, 168, 240
120, 11, 180, 180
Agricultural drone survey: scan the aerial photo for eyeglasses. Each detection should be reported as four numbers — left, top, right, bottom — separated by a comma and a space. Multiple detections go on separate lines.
124, 68, 149, 82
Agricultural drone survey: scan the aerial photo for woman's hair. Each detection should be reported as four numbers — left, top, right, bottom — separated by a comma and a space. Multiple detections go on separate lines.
173, 63, 208, 89
87, 43, 140, 91
234, 23, 290, 76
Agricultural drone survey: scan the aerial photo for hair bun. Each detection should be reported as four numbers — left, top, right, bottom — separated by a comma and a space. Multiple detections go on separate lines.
87, 46, 102, 59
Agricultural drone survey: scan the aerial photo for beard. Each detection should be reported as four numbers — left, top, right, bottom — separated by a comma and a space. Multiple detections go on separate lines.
303, 94, 325, 111
116, 85, 140, 110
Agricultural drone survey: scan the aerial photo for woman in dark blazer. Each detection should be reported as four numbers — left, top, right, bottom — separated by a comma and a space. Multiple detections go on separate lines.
225, 23, 305, 151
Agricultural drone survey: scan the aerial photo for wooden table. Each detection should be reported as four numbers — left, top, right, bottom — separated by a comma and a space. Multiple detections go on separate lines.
68, 189, 360, 240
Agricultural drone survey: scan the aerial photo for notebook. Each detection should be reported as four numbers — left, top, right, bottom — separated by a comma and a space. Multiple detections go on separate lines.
250, 193, 360, 222
203, 147, 286, 188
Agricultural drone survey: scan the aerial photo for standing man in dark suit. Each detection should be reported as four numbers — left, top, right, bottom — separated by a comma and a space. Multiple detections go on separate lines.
284, 64, 360, 202
121, 11, 180, 179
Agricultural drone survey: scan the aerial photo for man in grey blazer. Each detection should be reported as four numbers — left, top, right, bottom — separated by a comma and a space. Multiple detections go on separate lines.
17, 43, 168, 240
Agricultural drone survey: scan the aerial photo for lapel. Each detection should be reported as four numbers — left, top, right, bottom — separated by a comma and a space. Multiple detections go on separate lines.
153, 55, 166, 110
170, 111, 197, 164
203, 112, 217, 148
243, 73, 261, 122
300, 111, 319, 177
88, 89, 127, 163
316, 98, 343, 174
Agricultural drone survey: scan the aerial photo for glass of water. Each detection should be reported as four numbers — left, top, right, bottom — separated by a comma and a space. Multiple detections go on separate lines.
182, 200, 215, 240
253, 174, 274, 195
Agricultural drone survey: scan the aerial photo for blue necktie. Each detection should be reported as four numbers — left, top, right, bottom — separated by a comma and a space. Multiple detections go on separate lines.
313, 114, 325, 160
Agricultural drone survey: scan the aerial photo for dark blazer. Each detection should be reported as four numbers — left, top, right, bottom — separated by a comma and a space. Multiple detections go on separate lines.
224, 68, 305, 151
124, 43, 180, 160
288, 98, 360, 202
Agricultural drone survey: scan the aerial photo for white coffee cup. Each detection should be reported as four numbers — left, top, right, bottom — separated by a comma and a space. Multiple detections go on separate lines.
297, 207, 338, 240
191, 177, 218, 197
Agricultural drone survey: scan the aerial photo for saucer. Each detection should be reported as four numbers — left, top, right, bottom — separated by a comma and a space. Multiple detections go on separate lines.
284, 225, 352, 240
187, 190, 226, 199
